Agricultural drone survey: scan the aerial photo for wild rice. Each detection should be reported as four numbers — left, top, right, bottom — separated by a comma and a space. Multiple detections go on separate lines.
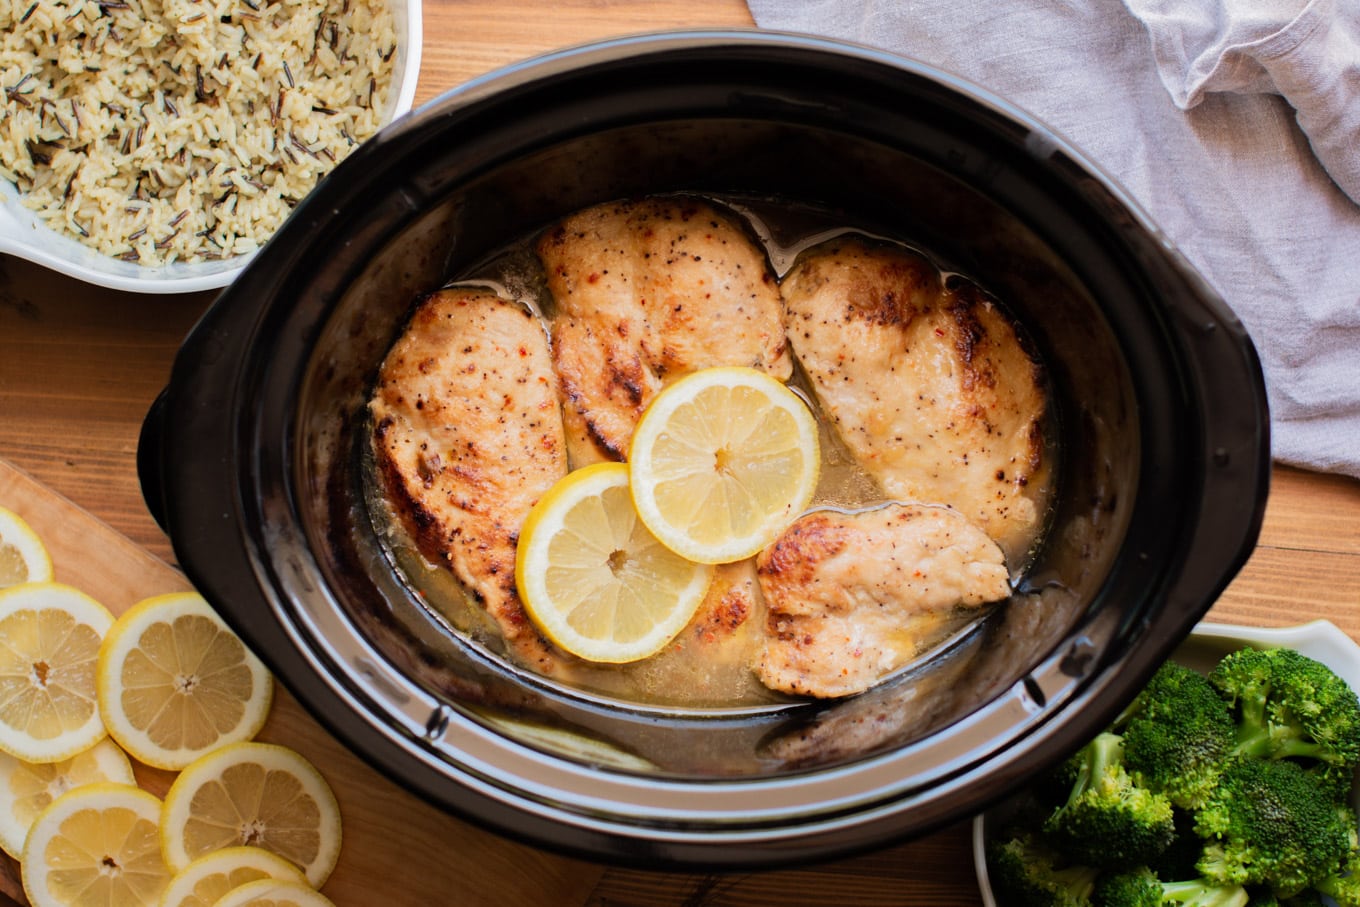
0, 0, 396, 265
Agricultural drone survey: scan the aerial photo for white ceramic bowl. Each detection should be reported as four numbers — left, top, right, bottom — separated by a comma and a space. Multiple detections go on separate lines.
972, 620, 1360, 906
0, 0, 422, 295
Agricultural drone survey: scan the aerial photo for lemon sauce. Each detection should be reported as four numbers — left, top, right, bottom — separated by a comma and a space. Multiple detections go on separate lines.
364, 193, 1057, 711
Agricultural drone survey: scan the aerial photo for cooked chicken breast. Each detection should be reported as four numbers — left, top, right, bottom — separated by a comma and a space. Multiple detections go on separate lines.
755, 503, 1010, 698
781, 237, 1049, 561
537, 196, 791, 466
369, 288, 567, 674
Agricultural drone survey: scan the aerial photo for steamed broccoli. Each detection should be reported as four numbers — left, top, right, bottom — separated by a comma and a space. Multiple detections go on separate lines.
1313, 848, 1360, 907
1042, 732, 1176, 869
1092, 866, 1248, 907
1280, 895, 1328, 907
1209, 647, 1360, 798
988, 828, 1100, 907
1149, 808, 1210, 882
1121, 662, 1236, 809
987, 644, 1360, 907
1193, 757, 1354, 897
1245, 891, 1326, 907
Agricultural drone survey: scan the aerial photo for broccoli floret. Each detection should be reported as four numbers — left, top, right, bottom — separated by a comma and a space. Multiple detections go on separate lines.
1209, 647, 1360, 798
1093, 866, 1249, 907
1036, 748, 1085, 807
988, 828, 1099, 907
1093, 867, 1163, 907
1121, 662, 1236, 809
1150, 808, 1210, 881
1313, 847, 1360, 907
1243, 887, 1337, 906
1042, 732, 1176, 869
1193, 758, 1354, 897
1282, 895, 1328, 907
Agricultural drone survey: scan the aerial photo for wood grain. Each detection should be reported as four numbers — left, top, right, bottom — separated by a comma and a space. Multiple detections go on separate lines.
0, 462, 605, 907
2, 0, 1359, 904
413, 0, 756, 106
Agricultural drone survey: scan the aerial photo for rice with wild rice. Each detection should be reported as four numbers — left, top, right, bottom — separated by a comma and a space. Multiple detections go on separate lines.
0, 0, 395, 265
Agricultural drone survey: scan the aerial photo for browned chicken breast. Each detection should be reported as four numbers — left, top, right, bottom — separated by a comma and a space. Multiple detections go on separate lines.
535, 196, 790, 664
781, 237, 1049, 562
369, 288, 567, 674
756, 503, 1010, 698
537, 196, 791, 466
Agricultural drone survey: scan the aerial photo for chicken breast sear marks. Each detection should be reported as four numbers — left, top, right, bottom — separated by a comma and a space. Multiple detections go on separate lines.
781, 237, 1049, 562
537, 196, 791, 467
369, 288, 567, 674
756, 504, 1011, 699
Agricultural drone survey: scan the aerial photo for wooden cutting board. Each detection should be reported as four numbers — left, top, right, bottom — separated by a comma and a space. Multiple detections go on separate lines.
0, 459, 606, 906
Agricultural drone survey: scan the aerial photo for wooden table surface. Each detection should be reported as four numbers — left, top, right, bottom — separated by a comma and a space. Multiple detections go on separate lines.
2, 1, 1359, 904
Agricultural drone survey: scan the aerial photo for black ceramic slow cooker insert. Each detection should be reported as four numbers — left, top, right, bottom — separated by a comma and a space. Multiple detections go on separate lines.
138, 31, 1270, 868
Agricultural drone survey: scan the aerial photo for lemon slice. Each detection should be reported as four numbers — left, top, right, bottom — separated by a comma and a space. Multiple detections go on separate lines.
0, 507, 54, 588
21, 782, 171, 907
628, 366, 820, 564
161, 742, 342, 888
160, 846, 308, 907
0, 583, 114, 762
0, 738, 135, 858
97, 592, 273, 770
208, 878, 336, 907
515, 462, 714, 663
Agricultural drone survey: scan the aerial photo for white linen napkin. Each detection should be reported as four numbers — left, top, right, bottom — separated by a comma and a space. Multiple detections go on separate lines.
746, 0, 1360, 479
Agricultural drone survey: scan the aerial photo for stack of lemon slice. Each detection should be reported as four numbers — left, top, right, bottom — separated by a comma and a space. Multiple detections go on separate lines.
516, 367, 820, 664
0, 506, 342, 907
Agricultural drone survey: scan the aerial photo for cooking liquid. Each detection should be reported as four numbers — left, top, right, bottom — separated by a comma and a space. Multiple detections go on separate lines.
364, 194, 1055, 711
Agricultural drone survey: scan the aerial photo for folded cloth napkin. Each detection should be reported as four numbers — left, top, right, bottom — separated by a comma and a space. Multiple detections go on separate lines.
747, 0, 1360, 479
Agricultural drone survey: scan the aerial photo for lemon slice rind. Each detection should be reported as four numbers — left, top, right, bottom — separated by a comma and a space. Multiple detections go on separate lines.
21, 781, 170, 907
97, 592, 274, 771
628, 366, 821, 564
0, 582, 114, 763
160, 845, 309, 907
161, 742, 342, 888
208, 878, 336, 907
515, 462, 714, 664
0, 507, 54, 588
0, 737, 136, 858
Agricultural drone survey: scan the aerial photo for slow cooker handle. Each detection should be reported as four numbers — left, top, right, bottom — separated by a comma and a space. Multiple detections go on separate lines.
137, 388, 171, 533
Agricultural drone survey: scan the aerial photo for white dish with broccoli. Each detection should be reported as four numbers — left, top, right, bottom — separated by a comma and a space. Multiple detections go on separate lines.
973, 619, 1360, 907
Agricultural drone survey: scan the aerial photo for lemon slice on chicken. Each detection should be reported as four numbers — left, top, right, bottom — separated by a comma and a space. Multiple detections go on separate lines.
628, 366, 820, 564
515, 462, 713, 663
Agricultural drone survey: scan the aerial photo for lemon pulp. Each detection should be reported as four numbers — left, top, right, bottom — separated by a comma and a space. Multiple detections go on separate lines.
0, 507, 53, 588
515, 462, 714, 663
629, 367, 820, 564
97, 592, 273, 770
161, 742, 342, 888
0, 583, 114, 763
21, 782, 170, 907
